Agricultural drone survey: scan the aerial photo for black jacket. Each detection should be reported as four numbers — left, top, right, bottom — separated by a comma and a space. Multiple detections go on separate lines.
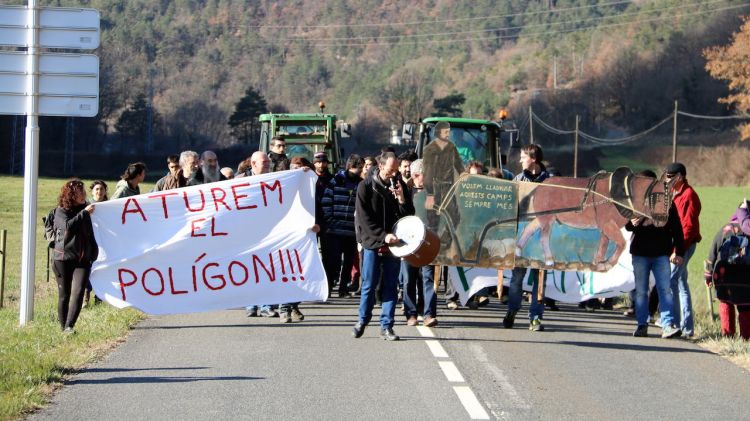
626, 206, 685, 258
269, 151, 290, 172
53, 205, 99, 264
355, 171, 415, 250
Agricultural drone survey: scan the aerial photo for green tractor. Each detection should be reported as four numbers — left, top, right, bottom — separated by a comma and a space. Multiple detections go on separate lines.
405, 112, 515, 171
258, 103, 350, 171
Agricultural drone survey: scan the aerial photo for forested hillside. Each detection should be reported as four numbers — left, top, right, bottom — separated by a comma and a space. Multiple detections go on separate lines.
1, 0, 748, 170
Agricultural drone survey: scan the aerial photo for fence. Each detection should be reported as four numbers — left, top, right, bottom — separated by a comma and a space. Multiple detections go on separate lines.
527, 102, 749, 177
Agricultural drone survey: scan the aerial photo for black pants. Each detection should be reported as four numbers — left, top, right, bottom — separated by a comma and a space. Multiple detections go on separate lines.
53, 260, 90, 330
322, 234, 358, 295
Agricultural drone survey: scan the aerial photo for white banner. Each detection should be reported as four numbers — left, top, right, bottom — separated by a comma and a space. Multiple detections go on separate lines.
448, 229, 644, 304
90, 169, 328, 314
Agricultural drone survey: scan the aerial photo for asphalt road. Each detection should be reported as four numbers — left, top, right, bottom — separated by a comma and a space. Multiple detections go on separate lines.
31, 297, 750, 420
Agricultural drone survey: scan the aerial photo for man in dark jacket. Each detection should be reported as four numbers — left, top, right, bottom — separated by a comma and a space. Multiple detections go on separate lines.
321, 154, 364, 297
269, 136, 290, 172
626, 169, 685, 339
352, 152, 415, 341
504, 144, 551, 331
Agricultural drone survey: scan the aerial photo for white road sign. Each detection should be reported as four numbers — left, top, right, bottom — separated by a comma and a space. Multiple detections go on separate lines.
0, 5, 100, 49
0, 51, 99, 117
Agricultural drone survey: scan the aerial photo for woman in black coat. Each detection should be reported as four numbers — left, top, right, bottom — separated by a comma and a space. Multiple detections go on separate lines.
52, 179, 97, 334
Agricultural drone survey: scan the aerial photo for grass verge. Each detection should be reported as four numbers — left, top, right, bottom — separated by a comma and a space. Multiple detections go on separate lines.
0, 176, 147, 420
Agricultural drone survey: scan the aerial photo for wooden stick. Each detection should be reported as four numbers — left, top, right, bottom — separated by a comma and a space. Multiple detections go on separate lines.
537, 269, 546, 303
706, 284, 716, 322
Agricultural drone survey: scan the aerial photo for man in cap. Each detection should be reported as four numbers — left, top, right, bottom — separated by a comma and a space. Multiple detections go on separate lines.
666, 162, 701, 338
313, 152, 334, 199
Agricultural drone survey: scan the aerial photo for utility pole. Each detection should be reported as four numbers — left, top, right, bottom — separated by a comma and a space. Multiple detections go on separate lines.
574, 115, 579, 178
528, 105, 534, 144
553, 56, 558, 90
672, 100, 678, 162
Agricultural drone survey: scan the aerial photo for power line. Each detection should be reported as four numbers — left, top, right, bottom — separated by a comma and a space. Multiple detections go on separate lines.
531, 109, 748, 146
247, 3, 750, 48
248, 0, 636, 29
277, 0, 729, 42
677, 110, 750, 120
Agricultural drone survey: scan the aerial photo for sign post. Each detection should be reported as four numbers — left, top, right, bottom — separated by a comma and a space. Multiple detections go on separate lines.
0, 2, 100, 325
18, 0, 40, 326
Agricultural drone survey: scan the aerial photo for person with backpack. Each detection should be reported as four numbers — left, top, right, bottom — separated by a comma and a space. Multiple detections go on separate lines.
51, 179, 98, 334
705, 200, 750, 340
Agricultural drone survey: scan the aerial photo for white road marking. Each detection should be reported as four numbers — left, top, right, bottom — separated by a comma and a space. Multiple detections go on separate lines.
425, 340, 449, 358
453, 386, 491, 420
415, 321, 490, 419
416, 326, 434, 337
438, 361, 465, 382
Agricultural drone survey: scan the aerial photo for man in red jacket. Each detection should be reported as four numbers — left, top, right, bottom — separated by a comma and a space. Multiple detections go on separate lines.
666, 162, 701, 338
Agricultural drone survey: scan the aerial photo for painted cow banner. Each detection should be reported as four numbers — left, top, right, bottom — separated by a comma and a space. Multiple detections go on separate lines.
420, 170, 674, 272
89, 169, 327, 314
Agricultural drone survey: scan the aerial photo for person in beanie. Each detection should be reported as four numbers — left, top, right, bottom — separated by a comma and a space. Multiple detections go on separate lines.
665, 162, 701, 338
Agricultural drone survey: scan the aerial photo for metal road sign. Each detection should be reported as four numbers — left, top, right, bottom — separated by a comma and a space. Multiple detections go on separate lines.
0, 5, 100, 49
0, 51, 99, 117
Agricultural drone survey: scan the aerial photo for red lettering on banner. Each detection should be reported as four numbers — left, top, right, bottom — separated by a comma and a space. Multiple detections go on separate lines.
118, 268, 138, 300
294, 249, 305, 281
210, 217, 228, 236
183, 190, 206, 212
148, 192, 178, 219
142, 268, 165, 296
191, 218, 207, 237
211, 187, 231, 212
202, 262, 227, 290
231, 183, 256, 210
192, 253, 207, 292
261, 180, 283, 207
121, 198, 147, 224
168, 267, 187, 295
252, 253, 276, 283
228, 260, 249, 286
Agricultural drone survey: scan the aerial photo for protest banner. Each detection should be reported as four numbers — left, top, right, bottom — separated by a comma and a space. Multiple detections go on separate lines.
89, 169, 327, 314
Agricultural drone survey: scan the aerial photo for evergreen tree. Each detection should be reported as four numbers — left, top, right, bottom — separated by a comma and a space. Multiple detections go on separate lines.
433, 92, 466, 117
228, 87, 268, 144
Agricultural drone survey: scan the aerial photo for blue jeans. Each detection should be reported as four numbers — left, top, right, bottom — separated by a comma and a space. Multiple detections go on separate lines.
670, 243, 695, 335
400, 261, 437, 318
632, 255, 675, 327
507, 267, 544, 320
358, 249, 399, 329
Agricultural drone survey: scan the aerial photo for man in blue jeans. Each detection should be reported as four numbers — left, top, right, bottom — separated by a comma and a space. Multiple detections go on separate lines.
399, 159, 438, 327
626, 170, 685, 338
504, 144, 550, 331
352, 152, 414, 341
665, 162, 701, 338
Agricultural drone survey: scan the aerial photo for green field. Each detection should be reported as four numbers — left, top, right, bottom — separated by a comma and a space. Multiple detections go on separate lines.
0, 176, 747, 420
0, 176, 146, 420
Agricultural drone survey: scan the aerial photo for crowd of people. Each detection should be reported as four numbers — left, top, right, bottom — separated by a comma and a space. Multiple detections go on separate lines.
47, 133, 749, 343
